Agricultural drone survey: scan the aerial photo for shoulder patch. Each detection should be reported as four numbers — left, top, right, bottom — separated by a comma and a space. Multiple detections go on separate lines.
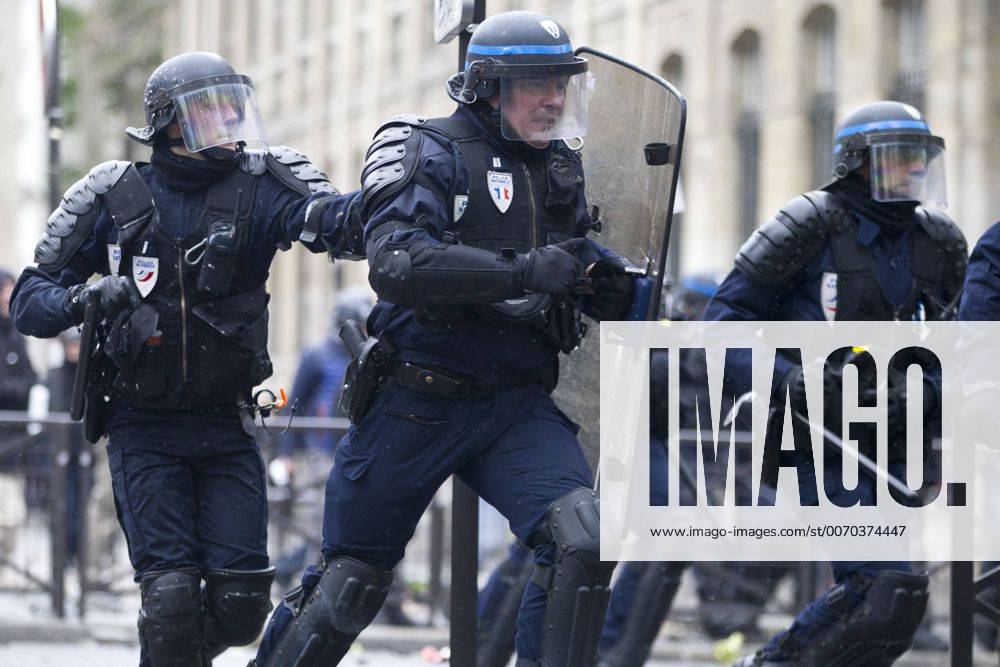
263, 145, 337, 196
735, 190, 853, 286
34, 160, 133, 272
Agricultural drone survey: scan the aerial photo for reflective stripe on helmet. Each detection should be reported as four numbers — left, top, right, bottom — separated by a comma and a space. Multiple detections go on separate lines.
467, 43, 574, 57
835, 119, 929, 139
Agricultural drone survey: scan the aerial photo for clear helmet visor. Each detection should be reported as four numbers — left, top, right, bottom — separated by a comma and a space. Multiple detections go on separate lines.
174, 83, 267, 153
869, 140, 947, 207
499, 72, 590, 145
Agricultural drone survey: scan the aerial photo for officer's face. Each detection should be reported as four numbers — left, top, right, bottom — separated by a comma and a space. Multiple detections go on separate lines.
882, 150, 927, 199
505, 77, 568, 147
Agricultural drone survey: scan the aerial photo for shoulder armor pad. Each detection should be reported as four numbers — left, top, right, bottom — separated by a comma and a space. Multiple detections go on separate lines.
918, 206, 968, 279
360, 115, 429, 218
262, 146, 337, 196
34, 160, 132, 272
734, 190, 854, 286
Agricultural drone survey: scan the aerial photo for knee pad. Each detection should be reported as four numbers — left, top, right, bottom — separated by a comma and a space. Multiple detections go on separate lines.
262, 556, 393, 667
203, 567, 276, 652
794, 570, 929, 667
138, 568, 204, 666
534, 488, 616, 667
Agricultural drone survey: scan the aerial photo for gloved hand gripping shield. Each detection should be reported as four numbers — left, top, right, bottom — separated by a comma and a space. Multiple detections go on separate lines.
172, 77, 267, 153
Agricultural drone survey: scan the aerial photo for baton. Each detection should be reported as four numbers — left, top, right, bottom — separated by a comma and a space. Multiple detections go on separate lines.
70, 288, 100, 421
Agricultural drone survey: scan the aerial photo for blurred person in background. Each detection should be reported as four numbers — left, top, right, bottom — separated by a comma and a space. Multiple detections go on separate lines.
0, 269, 38, 440
0, 268, 34, 558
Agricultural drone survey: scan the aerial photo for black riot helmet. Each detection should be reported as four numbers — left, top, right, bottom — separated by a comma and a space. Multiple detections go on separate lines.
126, 51, 267, 153
446, 11, 590, 144
829, 101, 947, 207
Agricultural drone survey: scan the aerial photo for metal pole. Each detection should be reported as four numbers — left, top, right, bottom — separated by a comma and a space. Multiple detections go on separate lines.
428, 498, 444, 626
49, 426, 68, 618
449, 5, 486, 665
951, 561, 974, 667
76, 438, 90, 619
45, 0, 62, 213
44, 2, 66, 618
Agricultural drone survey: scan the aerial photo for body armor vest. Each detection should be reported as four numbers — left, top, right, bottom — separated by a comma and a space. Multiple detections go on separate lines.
416, 115, 585, 334
106, 165, 272, 408
422, 115, 583, 253
829, 216, 957, 321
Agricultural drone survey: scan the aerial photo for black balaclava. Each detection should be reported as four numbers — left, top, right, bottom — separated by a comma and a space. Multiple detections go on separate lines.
832, 170, 919, 237
150, 135, 239, 193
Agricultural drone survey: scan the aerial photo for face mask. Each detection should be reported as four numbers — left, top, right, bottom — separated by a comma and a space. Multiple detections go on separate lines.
150, 136, 238, 192
834, 171, 918, 235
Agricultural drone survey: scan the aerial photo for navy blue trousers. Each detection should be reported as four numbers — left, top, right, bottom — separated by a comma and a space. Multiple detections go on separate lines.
107, 404, 269, 577
257, 381, 593, 662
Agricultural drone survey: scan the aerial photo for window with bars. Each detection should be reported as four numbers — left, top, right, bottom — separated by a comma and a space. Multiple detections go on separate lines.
246, 0, 258, 63
732, 30, 761, 240
887, 0, 926, 109
804, 6, 837, 187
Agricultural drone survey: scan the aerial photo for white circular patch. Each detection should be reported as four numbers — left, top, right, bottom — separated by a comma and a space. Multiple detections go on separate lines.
539, 20, 560, 39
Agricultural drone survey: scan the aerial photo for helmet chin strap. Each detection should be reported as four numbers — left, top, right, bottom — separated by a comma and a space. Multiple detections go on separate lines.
201, 141, 245, 163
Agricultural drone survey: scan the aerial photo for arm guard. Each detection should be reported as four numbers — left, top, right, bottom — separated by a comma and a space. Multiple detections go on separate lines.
734, 190, 853, 286
367, 230, 522, 307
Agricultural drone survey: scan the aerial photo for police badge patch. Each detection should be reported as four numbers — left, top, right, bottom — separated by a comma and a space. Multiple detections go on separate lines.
133, 256, 159, 298
107, 244, 122, 275
487, 171, 513, 213
453, 194, 469, 222
821, 272, 837, 321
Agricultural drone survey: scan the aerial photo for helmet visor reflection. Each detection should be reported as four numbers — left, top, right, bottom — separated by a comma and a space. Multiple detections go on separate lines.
869, 141, 947, 207
174, 83, 267, 153
499, 71, 591, 144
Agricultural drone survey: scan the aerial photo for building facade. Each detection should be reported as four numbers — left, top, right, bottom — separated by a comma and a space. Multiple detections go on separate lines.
161, 0, 999, 381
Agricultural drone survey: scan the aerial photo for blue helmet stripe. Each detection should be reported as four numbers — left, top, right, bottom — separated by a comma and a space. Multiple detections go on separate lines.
466, 43, 574, 57
836, 119, 928, 139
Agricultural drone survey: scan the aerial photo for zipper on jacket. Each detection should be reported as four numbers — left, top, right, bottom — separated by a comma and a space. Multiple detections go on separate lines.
177, 250, 189, 385
520, 163, 538, 246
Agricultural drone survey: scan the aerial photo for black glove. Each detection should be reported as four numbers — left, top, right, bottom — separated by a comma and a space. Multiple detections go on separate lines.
586, 274, 634, 321
515, 242, 584, 298
64, 275, 141, 325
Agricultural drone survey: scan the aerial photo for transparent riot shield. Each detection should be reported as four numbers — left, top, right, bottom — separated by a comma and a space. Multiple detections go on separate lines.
552, 47, 686, 471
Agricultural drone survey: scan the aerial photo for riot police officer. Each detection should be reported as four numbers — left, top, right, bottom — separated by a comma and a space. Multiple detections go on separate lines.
704, 101, 967, 666
253, 11, 632, 667
10, 52, 360, 666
